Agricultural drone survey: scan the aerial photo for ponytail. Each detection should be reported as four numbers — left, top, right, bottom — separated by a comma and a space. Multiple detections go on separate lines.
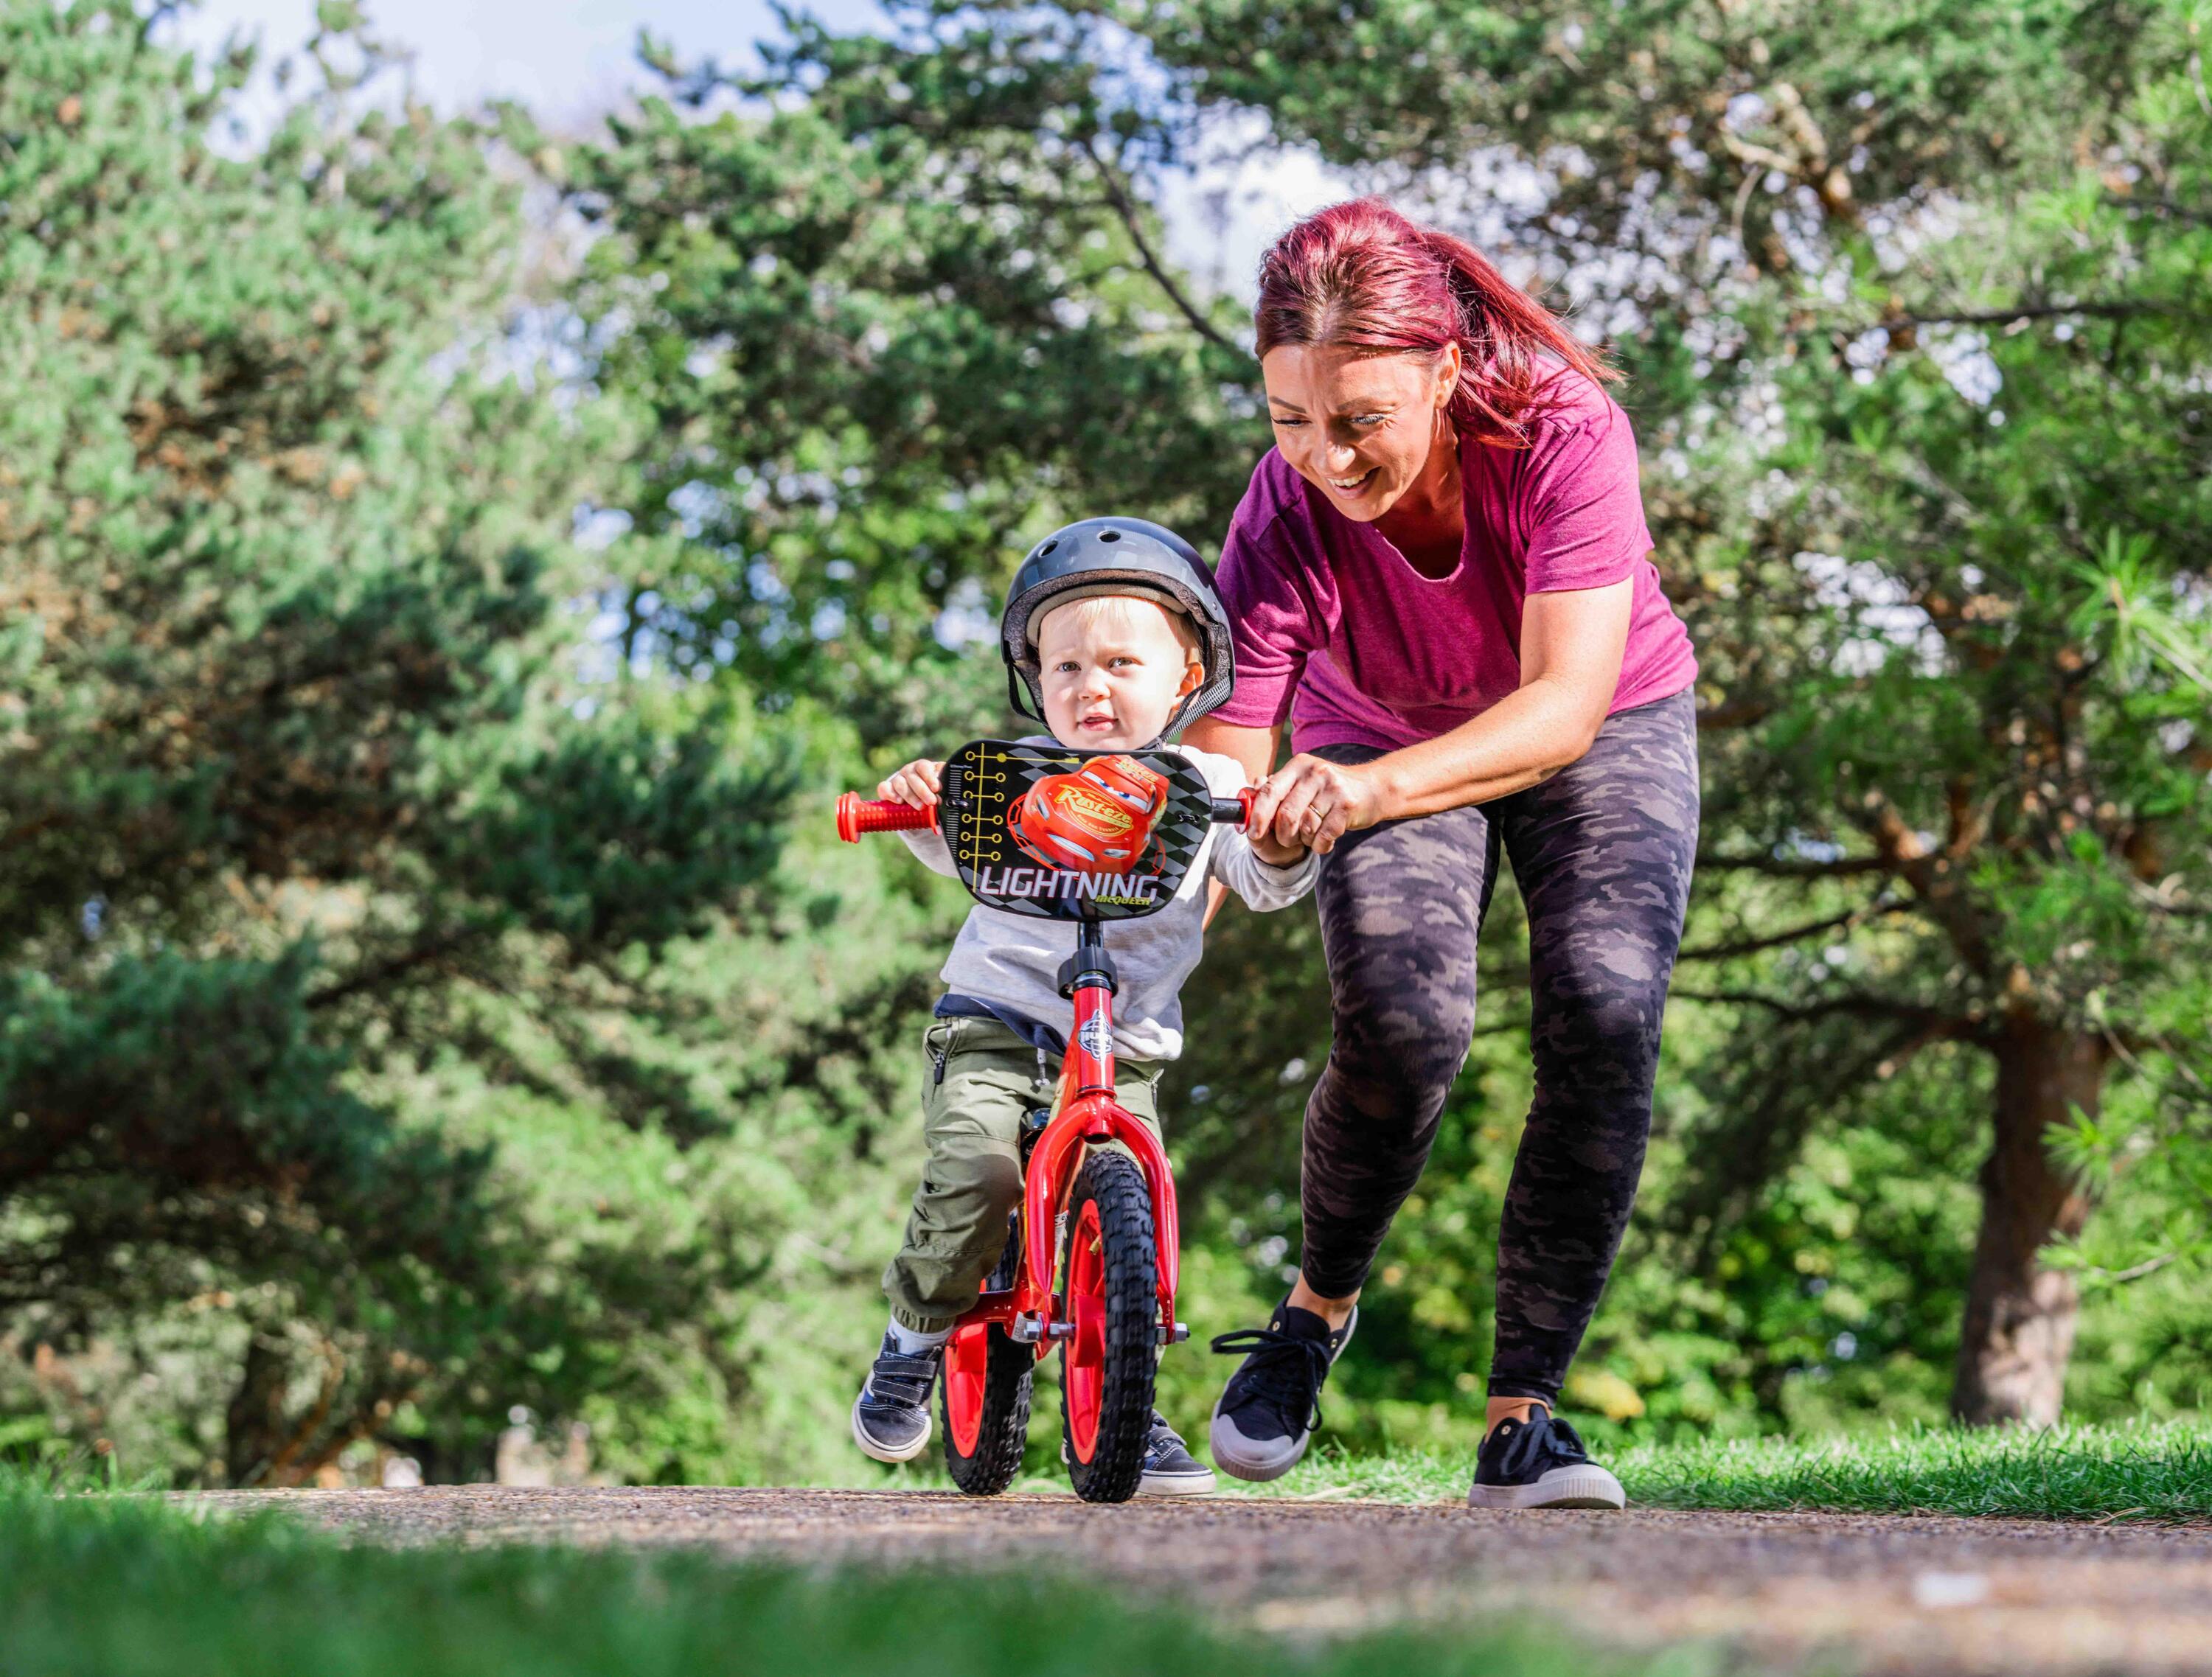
1253, 198, 1615, 446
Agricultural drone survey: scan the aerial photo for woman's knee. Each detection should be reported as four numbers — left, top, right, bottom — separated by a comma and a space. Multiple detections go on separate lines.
1321, 997, 1475, 1126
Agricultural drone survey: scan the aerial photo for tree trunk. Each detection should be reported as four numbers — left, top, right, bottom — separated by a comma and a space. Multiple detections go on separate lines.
223, 1334, 290, 1486
1950, 1018, 2104, 1426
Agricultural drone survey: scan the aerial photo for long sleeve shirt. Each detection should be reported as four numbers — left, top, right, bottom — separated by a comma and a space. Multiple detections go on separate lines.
900, 741, 1318, 1061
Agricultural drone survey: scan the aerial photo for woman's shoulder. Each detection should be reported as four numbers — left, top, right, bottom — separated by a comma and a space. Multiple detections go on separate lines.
1513, 359, 1634, 444
1226, 447, 1319, 552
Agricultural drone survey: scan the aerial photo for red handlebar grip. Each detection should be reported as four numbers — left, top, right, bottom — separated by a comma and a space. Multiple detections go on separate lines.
1239, 786, 1258, 829
835, 792, 939, 842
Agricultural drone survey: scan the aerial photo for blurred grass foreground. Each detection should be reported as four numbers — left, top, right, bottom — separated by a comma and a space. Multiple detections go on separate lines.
0, 1476, 1669, 1677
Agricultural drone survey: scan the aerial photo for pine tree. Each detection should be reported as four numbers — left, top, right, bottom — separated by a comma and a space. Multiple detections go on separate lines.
0, 1, 788, 1482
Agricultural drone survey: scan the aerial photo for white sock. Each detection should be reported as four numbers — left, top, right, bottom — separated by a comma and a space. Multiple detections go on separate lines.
887, 1319, 950, 1356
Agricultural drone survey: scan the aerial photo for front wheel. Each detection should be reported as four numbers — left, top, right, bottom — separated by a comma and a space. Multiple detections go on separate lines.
1058, 1149, 1158, 1504
942, 1320, 1032, 1496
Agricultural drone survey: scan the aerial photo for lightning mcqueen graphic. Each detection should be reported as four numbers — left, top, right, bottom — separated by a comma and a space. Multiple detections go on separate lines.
1008, 755, 1172, 876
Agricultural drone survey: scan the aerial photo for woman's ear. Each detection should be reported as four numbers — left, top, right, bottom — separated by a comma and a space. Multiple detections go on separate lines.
1434, 339, 1463, 407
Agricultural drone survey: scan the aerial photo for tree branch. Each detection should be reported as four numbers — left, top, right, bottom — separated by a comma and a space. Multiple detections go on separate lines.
1679, 900, 1904, 963
1082, 140, 1241, 358
1883, 301, 2196, 331
2101, 192, 2212, 227
1673, 986, 1982, 1038
1696, 696, 1775, 731
1696, 851, 1892, 879
1851, 789, 2003, 980
306, 931, 475, 1011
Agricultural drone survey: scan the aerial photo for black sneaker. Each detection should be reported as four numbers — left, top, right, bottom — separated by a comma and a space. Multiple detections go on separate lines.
849, 1333, 942, 1464
1064, 1411, 1217, 1496
1467, 1407, 1625, 1510
1207, 1301, 1356, 1482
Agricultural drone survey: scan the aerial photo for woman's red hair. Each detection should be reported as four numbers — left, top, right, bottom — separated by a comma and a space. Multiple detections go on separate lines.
1253, 198, 1614, 445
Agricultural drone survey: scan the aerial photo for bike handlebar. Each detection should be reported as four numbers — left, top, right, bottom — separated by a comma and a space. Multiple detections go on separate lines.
834, 785, 1256, 841
835, 792, 938, 842
1210, 788, 1259, 829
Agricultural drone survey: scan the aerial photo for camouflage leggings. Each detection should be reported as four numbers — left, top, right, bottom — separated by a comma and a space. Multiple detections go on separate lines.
1301, 688, 1699, 1404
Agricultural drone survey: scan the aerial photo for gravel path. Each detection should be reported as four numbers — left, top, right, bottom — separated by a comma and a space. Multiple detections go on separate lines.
194, 1485, 2212, 1675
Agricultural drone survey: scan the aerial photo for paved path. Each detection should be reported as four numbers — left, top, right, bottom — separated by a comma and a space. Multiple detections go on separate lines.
195, 1485, 2212, 1675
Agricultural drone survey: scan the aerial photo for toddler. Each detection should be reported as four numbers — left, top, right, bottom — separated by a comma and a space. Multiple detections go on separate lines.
851, 517, 1316, 1494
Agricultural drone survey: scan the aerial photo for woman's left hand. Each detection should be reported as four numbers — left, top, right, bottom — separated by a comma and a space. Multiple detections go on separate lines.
1251, 756, 1388, 856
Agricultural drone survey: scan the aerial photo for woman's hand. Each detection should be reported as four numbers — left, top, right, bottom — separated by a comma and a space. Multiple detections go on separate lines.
1251, 756, 1388, 856
877, 759, 945, 809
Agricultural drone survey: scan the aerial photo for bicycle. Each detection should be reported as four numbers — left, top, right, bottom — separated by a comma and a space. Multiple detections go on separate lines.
836, 738, 1255, 1504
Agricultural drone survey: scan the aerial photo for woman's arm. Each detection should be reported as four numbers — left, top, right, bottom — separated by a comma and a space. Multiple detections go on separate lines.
1181, 718, 1279, 784
1253, 577, 1635, 854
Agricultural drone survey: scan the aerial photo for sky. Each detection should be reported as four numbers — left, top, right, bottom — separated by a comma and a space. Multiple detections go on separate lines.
172, 0, 1354, 301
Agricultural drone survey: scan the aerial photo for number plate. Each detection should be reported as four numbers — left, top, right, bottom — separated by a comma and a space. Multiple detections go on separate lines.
936, 739, 1215, 921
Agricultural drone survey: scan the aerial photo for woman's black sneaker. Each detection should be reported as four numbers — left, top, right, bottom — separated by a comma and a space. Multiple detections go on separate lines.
849, 1333, 942, 1464
1207, 1300, 1356, 1482
1468, 1407, 1625, 1509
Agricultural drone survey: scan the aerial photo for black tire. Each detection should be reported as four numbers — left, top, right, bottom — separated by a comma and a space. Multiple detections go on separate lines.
1058, 1149, 1158, 1505
941, 1322, 1032, 1496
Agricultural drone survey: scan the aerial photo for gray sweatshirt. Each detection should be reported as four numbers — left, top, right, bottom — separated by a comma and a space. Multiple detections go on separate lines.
900, 742, 1318, 1061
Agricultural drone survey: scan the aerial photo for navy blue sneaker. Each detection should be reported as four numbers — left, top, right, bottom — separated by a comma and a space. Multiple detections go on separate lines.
1065, 1411, 1217, 1495
1468, 1407, 1624, 1510
1138, 1412, 1217, 1496
1207, 1301, 1356, 1482
850, 1333, 942, 1464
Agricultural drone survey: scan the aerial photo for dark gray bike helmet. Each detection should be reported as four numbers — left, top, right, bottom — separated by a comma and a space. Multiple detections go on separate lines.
1000, 516, 1235, 741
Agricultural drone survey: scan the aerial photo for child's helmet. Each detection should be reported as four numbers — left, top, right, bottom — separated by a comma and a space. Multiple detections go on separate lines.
999, 517, 1235, 741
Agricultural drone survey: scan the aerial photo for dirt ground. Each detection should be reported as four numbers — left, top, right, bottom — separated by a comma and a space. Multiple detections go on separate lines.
194, 1484, 2212, 1675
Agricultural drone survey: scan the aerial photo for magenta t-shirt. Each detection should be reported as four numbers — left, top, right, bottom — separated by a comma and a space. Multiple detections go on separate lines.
1211, 371, 1697, 753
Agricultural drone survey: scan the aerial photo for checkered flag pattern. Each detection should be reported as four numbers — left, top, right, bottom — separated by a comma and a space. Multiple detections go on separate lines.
939, 739, 1217, 922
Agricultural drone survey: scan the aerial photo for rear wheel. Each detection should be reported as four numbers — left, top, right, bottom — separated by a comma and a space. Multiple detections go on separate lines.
1058, 1149, 1158, 1504
941, 1319, 1032, 1496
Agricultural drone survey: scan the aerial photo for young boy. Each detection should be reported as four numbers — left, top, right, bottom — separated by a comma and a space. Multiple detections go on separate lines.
851, 517, 1317, 1494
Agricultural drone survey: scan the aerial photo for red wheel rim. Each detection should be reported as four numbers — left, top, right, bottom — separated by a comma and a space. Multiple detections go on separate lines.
945, 1323, 988, 1457
1062, 1199, 1107, 1462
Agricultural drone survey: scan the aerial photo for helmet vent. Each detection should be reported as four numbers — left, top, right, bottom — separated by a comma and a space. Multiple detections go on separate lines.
1096, 529, 1121, 542
1039, 540, 1057, 555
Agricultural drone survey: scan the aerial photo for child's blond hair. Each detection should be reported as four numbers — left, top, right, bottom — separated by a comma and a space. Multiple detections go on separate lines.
1033, 590, 1202, 663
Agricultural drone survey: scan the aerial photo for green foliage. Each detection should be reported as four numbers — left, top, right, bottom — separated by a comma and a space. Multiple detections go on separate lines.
1107, 0, 2212, 1413
561, 0, 2212, 1458
0, 3, 793, 1486
10, 0, 2212, 1485
551, 11, 1261, 753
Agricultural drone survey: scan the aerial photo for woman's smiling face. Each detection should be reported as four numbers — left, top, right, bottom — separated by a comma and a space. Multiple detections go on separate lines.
1260, 340, 1460, 522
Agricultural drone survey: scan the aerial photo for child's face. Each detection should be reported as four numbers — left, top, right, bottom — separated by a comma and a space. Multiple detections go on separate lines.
1034, 596, 1202, 750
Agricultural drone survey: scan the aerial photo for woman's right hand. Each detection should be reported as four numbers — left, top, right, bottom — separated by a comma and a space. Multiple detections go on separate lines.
877, 759, 945, 809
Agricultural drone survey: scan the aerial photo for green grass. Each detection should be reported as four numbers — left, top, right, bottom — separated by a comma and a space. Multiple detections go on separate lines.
0, 1476, 1720, 1677
1241, 1420, 2212, 1524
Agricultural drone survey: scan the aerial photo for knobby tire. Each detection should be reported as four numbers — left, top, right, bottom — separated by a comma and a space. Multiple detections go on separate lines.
941, 1320, 1032, 1496
1060, 1149, 1158, 1505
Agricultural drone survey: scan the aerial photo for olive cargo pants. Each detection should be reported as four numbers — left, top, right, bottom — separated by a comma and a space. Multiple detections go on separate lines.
883, 1014, 1165, 1333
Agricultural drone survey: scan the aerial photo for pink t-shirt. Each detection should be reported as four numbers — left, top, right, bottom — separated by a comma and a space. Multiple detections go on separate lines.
1211, 371, 1697, 753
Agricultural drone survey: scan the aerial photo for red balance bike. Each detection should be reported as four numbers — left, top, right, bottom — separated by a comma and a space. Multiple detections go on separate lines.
837, 739, 1253, 1503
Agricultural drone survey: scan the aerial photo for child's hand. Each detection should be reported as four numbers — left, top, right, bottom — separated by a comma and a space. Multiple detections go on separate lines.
1246, 823, 1310, 869
878, 759, 945, 810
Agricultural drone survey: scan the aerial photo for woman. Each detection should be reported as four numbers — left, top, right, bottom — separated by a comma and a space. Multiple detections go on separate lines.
1189, 199, 1699, 1510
